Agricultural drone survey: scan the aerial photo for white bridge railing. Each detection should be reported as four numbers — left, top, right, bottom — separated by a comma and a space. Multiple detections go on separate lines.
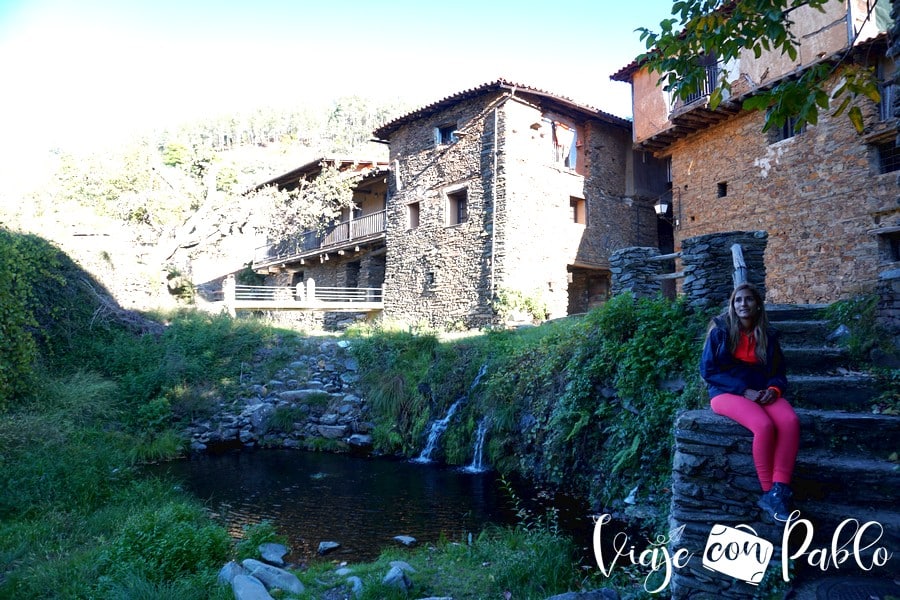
222, 276, 383, 316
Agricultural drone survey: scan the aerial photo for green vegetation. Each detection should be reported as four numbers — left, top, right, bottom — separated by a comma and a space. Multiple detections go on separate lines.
0, 227, 306, 598
350, 294, 709, 523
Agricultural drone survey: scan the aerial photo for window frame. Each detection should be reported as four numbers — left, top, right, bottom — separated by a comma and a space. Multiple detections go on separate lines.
435, 124, 457, 146
569, 196, 587, 225
407, 201, 421, 230
446, 188, 469, 227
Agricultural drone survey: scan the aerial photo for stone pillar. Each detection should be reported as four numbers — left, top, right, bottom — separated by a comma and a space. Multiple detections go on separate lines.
610, 247, 663, 298
223, 274, 236, 317
875, 268, 900, 362
681, 231, 767, 311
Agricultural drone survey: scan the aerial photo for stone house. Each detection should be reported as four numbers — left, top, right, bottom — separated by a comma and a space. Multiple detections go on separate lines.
251, 157, 389, 294
372, 79, 664, 328
611, 1, 898, 304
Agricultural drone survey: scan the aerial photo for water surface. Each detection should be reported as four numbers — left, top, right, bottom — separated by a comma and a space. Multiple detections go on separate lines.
152, 449, 515, 563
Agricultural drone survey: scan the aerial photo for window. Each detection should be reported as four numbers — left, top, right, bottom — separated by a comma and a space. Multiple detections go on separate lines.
545, 119, 581, 170
717, 182, 728, 198
435, 124, 457, 145
447, 189, 468, 226
876, 140, 900, 174
407, 202, 420, 229
877, 59, 896, 122
769, 115, 804, 143
570, 197, 586, 224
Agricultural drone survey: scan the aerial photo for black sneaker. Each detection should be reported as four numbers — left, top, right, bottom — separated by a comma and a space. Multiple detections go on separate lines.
758, 483, 793, 522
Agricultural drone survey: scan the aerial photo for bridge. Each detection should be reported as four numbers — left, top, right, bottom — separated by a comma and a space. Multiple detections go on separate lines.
222, 276, 383, 317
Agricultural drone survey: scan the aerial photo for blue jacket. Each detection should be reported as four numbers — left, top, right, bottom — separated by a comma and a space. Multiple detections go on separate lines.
700, 317, 788, 400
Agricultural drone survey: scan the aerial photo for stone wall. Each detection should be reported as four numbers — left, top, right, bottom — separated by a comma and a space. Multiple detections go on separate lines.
667, 71, 898, 304
382, 94, 496, 328
610, 231, 767, 308
609, 247, 663, 298
681, 231, 767, 311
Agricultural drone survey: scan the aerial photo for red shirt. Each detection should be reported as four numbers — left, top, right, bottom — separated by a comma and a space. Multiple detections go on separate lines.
735, 331, 758, 363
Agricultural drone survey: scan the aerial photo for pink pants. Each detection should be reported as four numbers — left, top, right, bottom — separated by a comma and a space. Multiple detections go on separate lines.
710, 393, 800, 491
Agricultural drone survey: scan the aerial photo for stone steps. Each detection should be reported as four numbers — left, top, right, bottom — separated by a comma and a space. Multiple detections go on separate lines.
797, 409, 900, 457
794, 450, 900, 507
772, 319, 835, 346
788, 374, 880, 409
782, 346, 850, 373
767, 304, 831, 321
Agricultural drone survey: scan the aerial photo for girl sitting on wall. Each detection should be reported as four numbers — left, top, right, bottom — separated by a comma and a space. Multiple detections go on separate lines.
700, 282, 800, 522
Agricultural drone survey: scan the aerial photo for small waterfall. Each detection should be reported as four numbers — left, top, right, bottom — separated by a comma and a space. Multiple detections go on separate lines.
413, 365, 488, 464
462, 418, 490, 473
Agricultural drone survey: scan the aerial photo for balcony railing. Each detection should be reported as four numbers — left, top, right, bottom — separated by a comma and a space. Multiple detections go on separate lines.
681, 64, 720, 106
254, 209, 386, 268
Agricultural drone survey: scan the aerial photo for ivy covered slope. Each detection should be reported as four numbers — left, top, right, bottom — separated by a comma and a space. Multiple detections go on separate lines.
351, 294, 710, 517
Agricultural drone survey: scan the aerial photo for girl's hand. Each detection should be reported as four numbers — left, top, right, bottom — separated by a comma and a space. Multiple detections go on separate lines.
757, 388, 777, 405
743, 389, 762, 402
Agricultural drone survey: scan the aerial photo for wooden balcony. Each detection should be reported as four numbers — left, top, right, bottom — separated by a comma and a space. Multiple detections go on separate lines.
253, 210, 386, 270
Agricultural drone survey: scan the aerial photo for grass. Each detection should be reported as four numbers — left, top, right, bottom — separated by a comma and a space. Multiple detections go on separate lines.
281, 525, 588, 600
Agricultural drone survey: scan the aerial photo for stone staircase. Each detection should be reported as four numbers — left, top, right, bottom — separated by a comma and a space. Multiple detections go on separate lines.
668, 305, 900, 599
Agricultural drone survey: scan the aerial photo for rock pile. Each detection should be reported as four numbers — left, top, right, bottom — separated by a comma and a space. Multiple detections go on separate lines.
185, 339, 373, 453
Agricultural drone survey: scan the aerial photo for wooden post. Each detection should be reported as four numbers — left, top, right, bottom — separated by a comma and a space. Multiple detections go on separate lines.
731, 244, 748, 288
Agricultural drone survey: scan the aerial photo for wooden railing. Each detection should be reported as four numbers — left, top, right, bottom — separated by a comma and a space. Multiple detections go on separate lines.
253, 210, 386, 268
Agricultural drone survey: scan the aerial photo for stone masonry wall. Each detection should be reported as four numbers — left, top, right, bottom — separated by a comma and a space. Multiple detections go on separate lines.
610, 231, 767, 308
667, 74, 898, 304
383, 95, 496, 328
495, 98, 655, 319
681, 231, 767, 311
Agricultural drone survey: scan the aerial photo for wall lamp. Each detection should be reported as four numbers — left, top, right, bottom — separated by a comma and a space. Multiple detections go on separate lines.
654, 193, 679, 227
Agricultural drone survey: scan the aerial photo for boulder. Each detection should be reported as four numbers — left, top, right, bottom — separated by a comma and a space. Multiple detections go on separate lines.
318, 541, 341, 555
217, 560, 245, 585
382, 565, 412, 591
393, 535, 417, 546
231, 574, 274, 600
258, 542, 288, 566
346, 575, 364, 598
388, 560, 416, 573
241, 559, 304, 595
347, 434, 373, 447
317, 424, 347, 439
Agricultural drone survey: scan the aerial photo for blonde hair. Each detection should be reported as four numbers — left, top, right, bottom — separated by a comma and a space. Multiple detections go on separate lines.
725, 283, 769, 364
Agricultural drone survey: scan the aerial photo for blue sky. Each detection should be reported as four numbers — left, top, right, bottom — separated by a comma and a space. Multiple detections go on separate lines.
0, 0, 675, 167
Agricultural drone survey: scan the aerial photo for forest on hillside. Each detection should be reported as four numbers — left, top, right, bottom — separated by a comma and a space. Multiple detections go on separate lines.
0, 95, 410, 311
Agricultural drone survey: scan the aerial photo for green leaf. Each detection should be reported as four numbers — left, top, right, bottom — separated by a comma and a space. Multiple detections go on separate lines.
848, 106, 865, 134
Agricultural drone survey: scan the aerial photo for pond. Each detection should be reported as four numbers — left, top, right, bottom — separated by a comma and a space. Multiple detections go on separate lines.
150, 449, 525, 563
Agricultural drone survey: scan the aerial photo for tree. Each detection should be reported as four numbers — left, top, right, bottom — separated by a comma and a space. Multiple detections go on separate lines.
636, 0, 888, 133
253, 163, 361, 249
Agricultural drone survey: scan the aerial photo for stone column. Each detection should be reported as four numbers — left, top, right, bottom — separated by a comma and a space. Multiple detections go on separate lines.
610, 246, 663, 298
681, 231, 767, 311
